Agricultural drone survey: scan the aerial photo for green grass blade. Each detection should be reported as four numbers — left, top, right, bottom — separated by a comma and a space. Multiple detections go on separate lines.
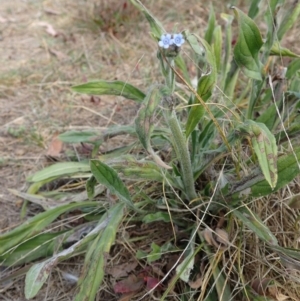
72, 80, 145, 103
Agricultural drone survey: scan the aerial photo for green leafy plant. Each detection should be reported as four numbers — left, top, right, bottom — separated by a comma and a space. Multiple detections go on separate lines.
2, 1, 300, 300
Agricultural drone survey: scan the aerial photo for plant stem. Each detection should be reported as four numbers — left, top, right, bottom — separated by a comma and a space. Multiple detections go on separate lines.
167, 109, 197, 201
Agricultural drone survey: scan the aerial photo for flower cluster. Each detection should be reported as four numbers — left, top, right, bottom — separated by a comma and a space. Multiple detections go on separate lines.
158, 33, 185, 49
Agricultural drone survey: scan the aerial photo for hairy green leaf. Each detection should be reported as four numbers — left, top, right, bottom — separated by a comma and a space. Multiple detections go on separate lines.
72, 80, 145, 102
90, 160, 135, 210
58, 131, 100, 143
232, 7, 264, 80
27, 162, 90, 182
239, 120, 278, 189
0, 201, 98, 255
75, 203, 125, 301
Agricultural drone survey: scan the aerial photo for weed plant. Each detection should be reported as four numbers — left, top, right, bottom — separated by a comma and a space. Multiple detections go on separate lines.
1, 1, 300, 300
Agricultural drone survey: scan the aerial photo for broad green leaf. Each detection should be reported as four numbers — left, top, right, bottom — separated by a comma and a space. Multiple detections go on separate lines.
75, 203, 125, 301
130, 0, 164, 39
27, 162, 90, 182
270, 42, 300, 58
90, 160, 135, 210
232, 7, 264, 80
58, 131, 100, 143
239, 120, 278, 189
25, 262, 51, 299
232, 206, 278, 245
185, 33, 217, 137
204, 5, 216, 45
0, 201, 98, 255
72, 80, 145, 103
277, 1, 300, 41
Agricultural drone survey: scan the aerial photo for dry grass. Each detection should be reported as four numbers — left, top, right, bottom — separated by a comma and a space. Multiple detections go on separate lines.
1, 0, 300, 300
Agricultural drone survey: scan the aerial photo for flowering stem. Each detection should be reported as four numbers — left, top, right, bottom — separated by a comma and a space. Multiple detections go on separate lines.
166, 58, 175, 92
167, 108, 197, 201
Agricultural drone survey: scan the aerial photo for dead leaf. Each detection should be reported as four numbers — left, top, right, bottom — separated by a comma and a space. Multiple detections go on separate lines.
0, 16, 7, 23
251, 278, 274, 296
215, 228, 229, 248
276, 293, 290, 301
106, 261, 138, 279
118, 292, 136, 301
146, 277, 161, 291
46, 133, 63, 157
44, 8, 62, 15
202, 228, 229, 250
188, 274, 203, 289
49, 48, 69, 61
36, 21, 58, 37
114, 274, 144, 294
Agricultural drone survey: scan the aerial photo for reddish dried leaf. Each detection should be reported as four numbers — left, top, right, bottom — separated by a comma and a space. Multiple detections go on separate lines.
49, 48, 69, 61
36, 21, 58, 37
47, 134, 63, 157
146, 277, 161, 291
114, 274, 144, 294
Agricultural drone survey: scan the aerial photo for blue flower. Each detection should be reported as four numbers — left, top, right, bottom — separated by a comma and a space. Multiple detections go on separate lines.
172, 33, 185, 47
158, 34, 172, 49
